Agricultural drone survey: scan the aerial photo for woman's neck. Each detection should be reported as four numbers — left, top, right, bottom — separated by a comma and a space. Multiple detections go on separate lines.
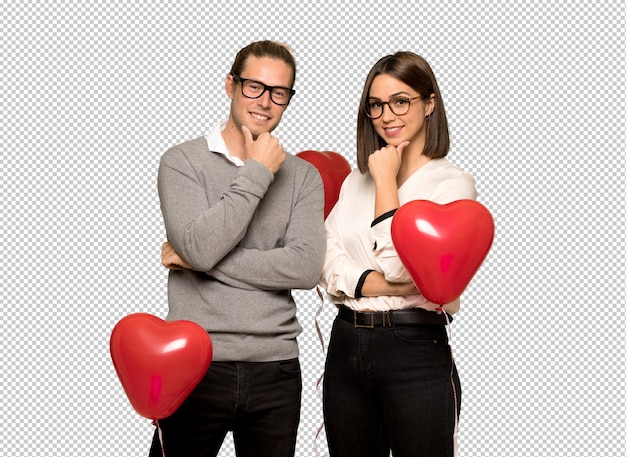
397, 143, 431, 187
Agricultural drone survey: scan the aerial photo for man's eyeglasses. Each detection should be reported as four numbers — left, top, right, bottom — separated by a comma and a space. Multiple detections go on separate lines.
232, 74, 295, 106
365, 95, 423, 119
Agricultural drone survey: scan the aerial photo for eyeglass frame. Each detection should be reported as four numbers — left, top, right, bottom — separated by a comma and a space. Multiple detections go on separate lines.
365, 95, 425, 119
231, 74, 295, 106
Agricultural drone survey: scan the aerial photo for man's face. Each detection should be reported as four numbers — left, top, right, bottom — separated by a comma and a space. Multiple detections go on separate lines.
226, 56, 294, 139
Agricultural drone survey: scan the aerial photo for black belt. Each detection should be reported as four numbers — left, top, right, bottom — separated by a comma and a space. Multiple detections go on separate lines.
337, 304, 451, 328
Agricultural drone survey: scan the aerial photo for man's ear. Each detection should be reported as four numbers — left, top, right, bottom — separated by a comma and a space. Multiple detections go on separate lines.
225, 74, 234, 99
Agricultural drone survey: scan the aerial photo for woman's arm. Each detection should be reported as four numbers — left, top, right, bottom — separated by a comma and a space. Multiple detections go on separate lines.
359, 270, 418, 297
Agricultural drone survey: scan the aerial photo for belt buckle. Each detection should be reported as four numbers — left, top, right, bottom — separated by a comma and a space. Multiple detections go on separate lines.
353, 310, 392, 328
354, 310, 374, 329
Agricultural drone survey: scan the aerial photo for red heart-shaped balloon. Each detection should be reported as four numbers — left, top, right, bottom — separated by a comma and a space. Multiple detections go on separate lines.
110, 313, 213, 420
391, 200, 494, 304
296, 150, 352, 219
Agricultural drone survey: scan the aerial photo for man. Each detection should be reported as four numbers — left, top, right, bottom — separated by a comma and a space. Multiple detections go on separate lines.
149, 41, 326, 457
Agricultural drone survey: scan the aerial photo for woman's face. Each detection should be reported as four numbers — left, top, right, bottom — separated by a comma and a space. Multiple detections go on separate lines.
368, 74, 434, 148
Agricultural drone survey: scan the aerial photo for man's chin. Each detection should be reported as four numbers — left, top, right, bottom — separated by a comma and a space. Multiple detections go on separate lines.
248, 119, 279, 136
250, 127, 274, 140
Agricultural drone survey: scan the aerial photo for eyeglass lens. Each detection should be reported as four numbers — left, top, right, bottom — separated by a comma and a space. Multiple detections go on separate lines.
366, 96, 420, 118
240, 78, 292, 105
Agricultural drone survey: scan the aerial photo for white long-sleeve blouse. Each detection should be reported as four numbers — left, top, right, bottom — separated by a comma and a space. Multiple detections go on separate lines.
319, 157, 478, 314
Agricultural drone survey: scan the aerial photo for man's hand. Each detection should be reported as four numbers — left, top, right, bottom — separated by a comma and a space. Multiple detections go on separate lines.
161, 241, 192, 270
242, 125, 286, 173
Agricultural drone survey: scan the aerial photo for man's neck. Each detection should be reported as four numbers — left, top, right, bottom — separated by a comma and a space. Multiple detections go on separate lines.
221, 120, 247, 161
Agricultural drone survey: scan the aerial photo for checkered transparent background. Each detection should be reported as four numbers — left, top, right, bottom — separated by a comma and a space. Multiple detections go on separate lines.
2, 1, 625, 456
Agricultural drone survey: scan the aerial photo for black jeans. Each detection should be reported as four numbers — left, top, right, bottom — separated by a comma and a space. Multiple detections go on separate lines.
149, 358, 302, 457
323, 317, 461, 457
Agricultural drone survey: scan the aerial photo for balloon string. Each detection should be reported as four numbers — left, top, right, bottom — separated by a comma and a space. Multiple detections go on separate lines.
152, 420, 166, 457
314, 286, 326, 353
314, 421, 325, 457
313, 286, 326, 457
437, 307, 459, 456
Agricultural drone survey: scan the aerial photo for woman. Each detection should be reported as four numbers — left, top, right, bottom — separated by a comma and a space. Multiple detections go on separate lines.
319, 52, 477, 457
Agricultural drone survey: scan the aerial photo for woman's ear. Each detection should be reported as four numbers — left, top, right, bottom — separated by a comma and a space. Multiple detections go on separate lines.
425, 93, 436, 117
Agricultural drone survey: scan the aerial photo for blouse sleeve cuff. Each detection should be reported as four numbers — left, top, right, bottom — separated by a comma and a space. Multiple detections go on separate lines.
355, 269, 375, 298
371, 209, 397, 227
